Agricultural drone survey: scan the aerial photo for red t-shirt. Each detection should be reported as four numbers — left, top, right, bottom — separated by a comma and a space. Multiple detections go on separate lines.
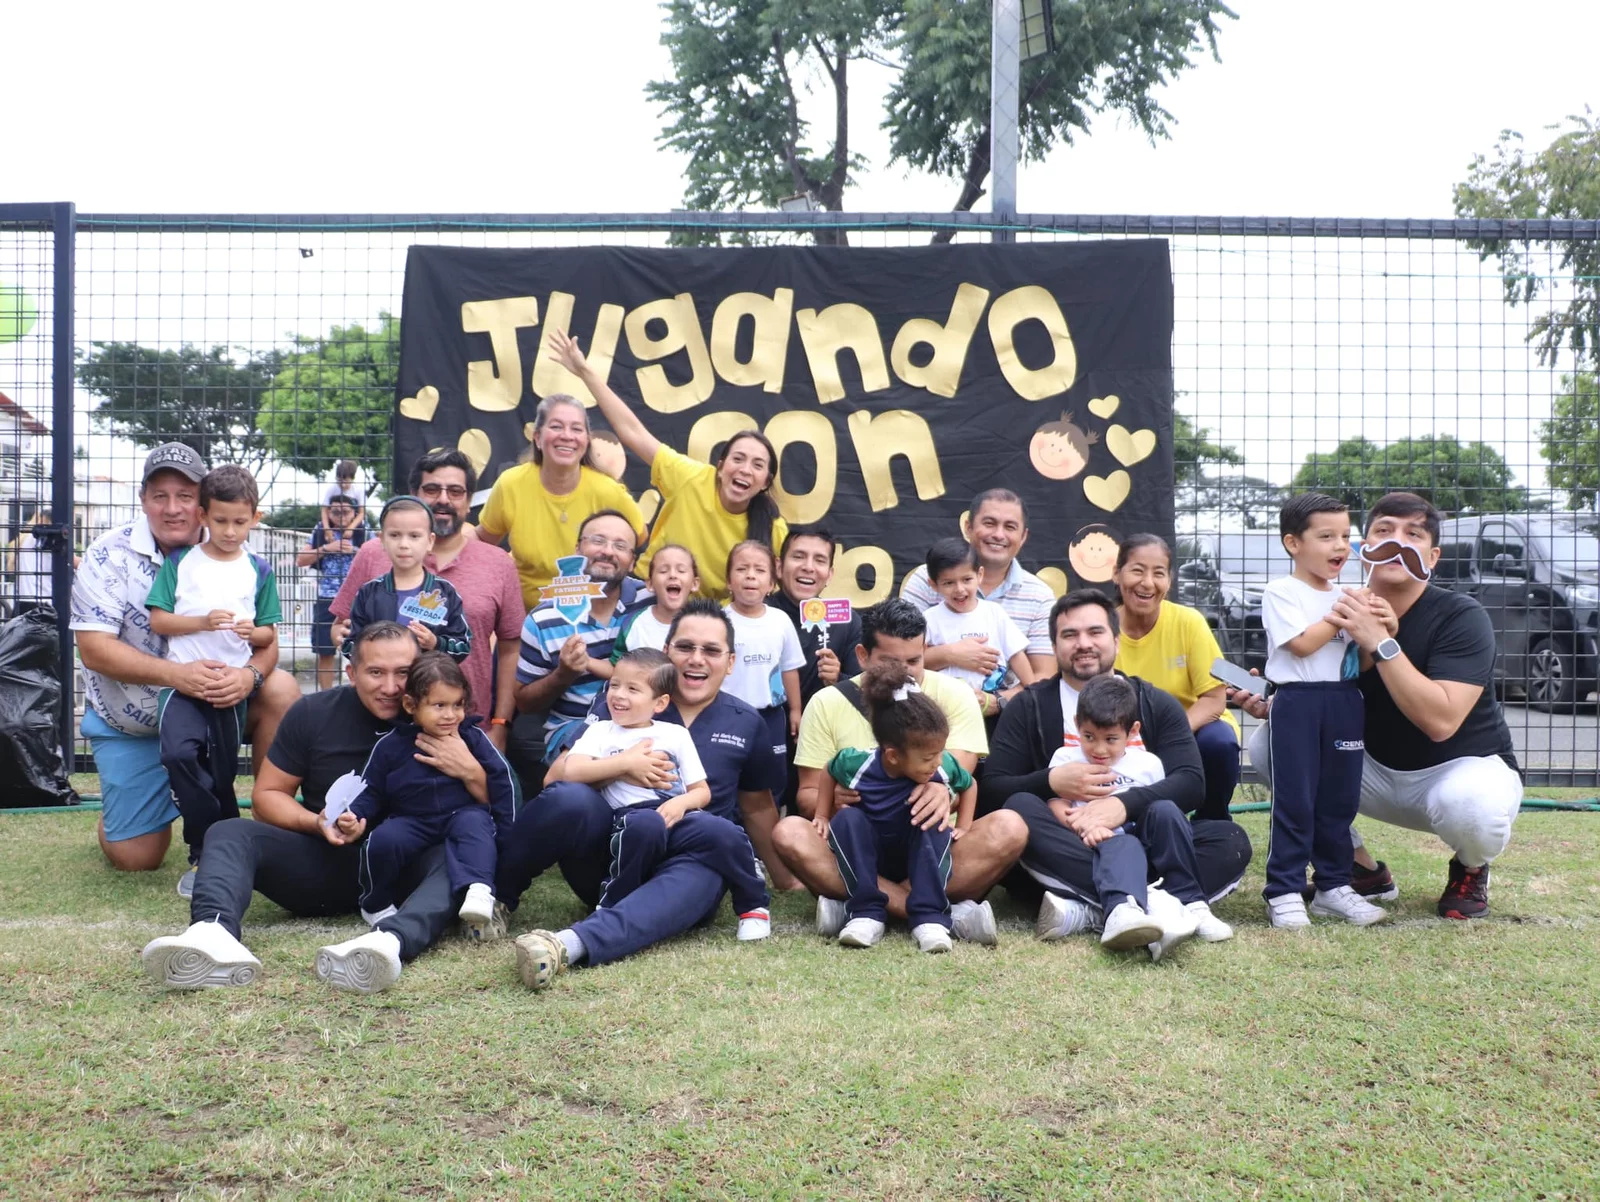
332, 539, 526, 719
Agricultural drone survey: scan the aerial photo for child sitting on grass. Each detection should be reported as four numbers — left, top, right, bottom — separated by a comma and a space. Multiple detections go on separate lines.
332, 654, 517, 958
342, 496, 470, 662
147, 465, 280, 900
612, 544, 700, 657
512, 648, 773, 990
811, 660, 976, 955
1044, 675, 1233, 961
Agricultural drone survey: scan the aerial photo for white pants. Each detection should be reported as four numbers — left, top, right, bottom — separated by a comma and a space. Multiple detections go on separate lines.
1249, 722, 1521, 868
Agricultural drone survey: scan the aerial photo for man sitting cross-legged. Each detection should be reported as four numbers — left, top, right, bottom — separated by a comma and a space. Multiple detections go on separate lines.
770, 598, 1029, 944
140, 623, 468, 994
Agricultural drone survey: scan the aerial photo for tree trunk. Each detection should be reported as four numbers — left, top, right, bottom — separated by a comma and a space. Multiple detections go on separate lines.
932, 133, 991, 245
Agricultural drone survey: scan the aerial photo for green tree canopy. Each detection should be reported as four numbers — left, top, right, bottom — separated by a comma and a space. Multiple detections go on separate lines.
1453, 110, 1600, 372
649, 0, 1233, 242
1539, 371, 1600, 510
1172, 411, 1242, 487
1291, 434, 1526, 517
76, 342, 279, 472
257, 315, 399, 494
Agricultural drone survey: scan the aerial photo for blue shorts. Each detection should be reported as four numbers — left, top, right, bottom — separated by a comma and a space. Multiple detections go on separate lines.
311, 598, 339, 657
82, 707, 178, 841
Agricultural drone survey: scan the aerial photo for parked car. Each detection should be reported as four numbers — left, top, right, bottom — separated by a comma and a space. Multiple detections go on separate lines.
1434, 514, 1599, 711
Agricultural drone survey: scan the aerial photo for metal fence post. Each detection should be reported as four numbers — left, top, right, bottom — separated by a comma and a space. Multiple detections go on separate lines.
50, 202, 75, 774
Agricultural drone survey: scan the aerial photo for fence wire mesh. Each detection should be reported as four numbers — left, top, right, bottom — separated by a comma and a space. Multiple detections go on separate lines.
1, 210, 1595, 784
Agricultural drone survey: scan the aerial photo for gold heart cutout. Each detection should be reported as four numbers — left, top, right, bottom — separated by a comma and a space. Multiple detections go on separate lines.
398, 384, 440, 422
1106, 425, 1157, 467
1083, 470, 1131, 513
457, 428, 491, 476
1087, 394, 1120, 420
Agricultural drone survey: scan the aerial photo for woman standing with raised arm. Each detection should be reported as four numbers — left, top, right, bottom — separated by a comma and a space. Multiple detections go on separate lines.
475, 393, 645, 611
549, 328, 788, 600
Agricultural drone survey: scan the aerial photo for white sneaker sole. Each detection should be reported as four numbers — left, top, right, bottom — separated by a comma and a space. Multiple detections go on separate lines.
1101, 919, 1163, 951
315, 945, 400, 994
142, 941, 260, 990
1309, 900, 1389, 926
917, 937, 953, 954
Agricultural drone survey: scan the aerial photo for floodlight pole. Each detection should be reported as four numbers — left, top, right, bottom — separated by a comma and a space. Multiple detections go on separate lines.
990, 0, 1020, 244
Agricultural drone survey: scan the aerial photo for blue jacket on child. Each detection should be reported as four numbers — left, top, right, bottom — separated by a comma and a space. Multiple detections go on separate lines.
349, 714, 518, 833
342, 568, 472, 662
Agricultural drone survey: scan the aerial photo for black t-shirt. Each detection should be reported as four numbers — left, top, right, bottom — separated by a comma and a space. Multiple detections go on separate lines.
771, 591, 862, 706
266, 686, 394, 812
1359, 585, 1518, 772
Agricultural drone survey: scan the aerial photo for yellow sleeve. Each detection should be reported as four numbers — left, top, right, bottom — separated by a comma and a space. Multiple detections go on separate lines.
929, 673, 990, 756
477, 470, 515, 542
650, 444, 713, 499
793, 690, 843, 769
598, 474, 647, 540
1180, 605, 1226, 697
769, 513, 790, 557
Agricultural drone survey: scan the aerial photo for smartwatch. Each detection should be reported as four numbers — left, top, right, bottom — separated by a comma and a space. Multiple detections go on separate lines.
1374, 638, 1402, 663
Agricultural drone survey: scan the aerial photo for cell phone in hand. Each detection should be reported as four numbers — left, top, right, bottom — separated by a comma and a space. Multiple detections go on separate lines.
1211, 657, 1267, 697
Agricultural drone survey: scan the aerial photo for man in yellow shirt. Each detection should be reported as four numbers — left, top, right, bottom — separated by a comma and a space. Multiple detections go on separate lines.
771, 599, 1028, 944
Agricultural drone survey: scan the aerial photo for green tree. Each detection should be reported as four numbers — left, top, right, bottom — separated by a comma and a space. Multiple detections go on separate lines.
76, 342, 280, 471
1453, 110, 1600, 372
1172, 411, 1242, 486
649, 0, 1233, 243
1292, 434, 1527, 516
1539, 371, 1600, 509
257, 315, 399, 494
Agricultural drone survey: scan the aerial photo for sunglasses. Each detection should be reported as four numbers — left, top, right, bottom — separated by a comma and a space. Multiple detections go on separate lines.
669, 640, 728, 658
1359, 539, 1431, 582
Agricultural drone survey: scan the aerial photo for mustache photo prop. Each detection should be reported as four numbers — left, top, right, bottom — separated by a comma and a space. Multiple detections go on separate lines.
1360, 539, 1432, 583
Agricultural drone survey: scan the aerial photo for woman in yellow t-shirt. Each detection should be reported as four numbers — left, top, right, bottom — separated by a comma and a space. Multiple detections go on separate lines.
1111, 533, 1240, 823
548, 328, 788, 600
475, 393, 646, 610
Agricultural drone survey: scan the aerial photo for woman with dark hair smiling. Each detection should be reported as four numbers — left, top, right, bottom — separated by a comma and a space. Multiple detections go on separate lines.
549, 328, 788, 600
1111, 533, 1240, 822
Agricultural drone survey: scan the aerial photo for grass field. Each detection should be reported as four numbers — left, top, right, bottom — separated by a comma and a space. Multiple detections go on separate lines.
2, 808, 1598, 1201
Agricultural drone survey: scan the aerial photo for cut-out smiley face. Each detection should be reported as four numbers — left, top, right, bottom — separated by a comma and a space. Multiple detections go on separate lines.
1068, 522, 1120, 583
1029, 412, 1099, 481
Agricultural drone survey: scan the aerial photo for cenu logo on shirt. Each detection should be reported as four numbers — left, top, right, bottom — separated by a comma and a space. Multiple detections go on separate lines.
1334, 739, 1365, 751
743, 651, 774, 666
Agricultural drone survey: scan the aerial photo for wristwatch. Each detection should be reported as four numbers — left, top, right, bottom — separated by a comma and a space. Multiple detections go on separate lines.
1374, 638, 1402, 663
247, 664, 265, 695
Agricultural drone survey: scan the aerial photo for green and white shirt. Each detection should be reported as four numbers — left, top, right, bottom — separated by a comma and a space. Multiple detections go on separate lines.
146, 545, 281, 669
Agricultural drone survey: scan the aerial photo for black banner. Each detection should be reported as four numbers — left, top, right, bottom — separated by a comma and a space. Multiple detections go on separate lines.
394, 242, 1174, 602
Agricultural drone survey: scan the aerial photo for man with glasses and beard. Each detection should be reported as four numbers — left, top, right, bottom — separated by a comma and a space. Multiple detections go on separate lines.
331, 450, 524, 751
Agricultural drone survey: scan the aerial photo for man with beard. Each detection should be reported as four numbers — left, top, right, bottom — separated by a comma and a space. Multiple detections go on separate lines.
514, 510, 650, 765
332, 450, 524, 750
502, 599, 792, 987
979, 589, 1254, 939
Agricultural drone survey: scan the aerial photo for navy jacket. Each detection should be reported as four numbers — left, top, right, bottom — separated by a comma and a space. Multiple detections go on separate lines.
349, 714, 518, 832
342, 568, 471, 662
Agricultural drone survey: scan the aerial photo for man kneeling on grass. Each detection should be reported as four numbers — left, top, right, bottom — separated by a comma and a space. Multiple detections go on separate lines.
141, 623, 475, 994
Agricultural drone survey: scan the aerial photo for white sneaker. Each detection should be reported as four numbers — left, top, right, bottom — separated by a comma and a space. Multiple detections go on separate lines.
1100, 900, 1163, 950
912, 923, 953, 954
1036, 891, 1102, 941
838, 917, 886, 948
1310, 885, 1389, 927
816, 896, 848, 938
176, 867, 197, 900
360, 904, 398, 927
737, 908, 772, 941
315, 931, 403, 993
458, 883, 496, 941
1267, 893, 1311, 929
141, 920, 261, 990
950, 899, 998, 946
1185, 900, 1234, 942
1144, 887, 1200, 962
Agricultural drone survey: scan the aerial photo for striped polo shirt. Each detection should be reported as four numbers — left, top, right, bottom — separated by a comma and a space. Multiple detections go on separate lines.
901, 558, 1055, 658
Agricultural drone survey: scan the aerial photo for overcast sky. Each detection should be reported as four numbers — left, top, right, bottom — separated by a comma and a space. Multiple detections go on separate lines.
7, 0, 1598, 503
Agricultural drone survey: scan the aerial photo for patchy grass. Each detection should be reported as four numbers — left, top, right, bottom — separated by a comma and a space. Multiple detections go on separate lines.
2, 810, 1599, 1200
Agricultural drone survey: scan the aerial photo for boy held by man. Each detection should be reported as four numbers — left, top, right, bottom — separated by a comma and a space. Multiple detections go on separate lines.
920, 537, 1035, 722
147, 465, 281, 899
514, 649, 772, 989
1044, 675, 1233, 960
1260, 493, 1387, 929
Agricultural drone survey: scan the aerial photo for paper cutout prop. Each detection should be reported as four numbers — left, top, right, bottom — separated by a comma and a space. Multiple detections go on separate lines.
800, 597, 853, 648
1087, 394, 1121, 420
1029, 412, 1098, 481
540, 554, 608, 625
1068, 523, 1121, 583
1106, 425, 1157, 467
589, 431, 628, 481
1359, 539, 1432, 583
399, 589, 450, 626
1083, 471, 1131, 513
398, 384, 440, 422
321, 772, 365, 825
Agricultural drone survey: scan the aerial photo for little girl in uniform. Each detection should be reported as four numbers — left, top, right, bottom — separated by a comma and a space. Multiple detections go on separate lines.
811, 661, 977, 954
613, 544, 700, 658
335, 654, 518, 941
722, 540, 803, 785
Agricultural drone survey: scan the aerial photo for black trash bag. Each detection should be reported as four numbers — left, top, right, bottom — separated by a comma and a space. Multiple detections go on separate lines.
0, 606, 78, 807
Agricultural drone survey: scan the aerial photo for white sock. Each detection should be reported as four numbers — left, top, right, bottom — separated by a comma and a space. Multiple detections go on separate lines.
556, 928, 587, 964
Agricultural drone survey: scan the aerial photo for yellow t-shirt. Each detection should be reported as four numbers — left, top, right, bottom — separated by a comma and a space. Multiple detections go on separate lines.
639, 445, 789, 601
793, 669, 989, 770
1114, 599, 1240, 736
477, 463, 646, 611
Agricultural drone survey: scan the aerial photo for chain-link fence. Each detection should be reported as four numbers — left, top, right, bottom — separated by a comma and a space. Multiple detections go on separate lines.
2, 208, 1596, 784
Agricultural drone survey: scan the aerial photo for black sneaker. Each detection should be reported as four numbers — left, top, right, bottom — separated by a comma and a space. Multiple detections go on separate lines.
1437, 857, 1490, 920
1300, 860, 1399, 904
